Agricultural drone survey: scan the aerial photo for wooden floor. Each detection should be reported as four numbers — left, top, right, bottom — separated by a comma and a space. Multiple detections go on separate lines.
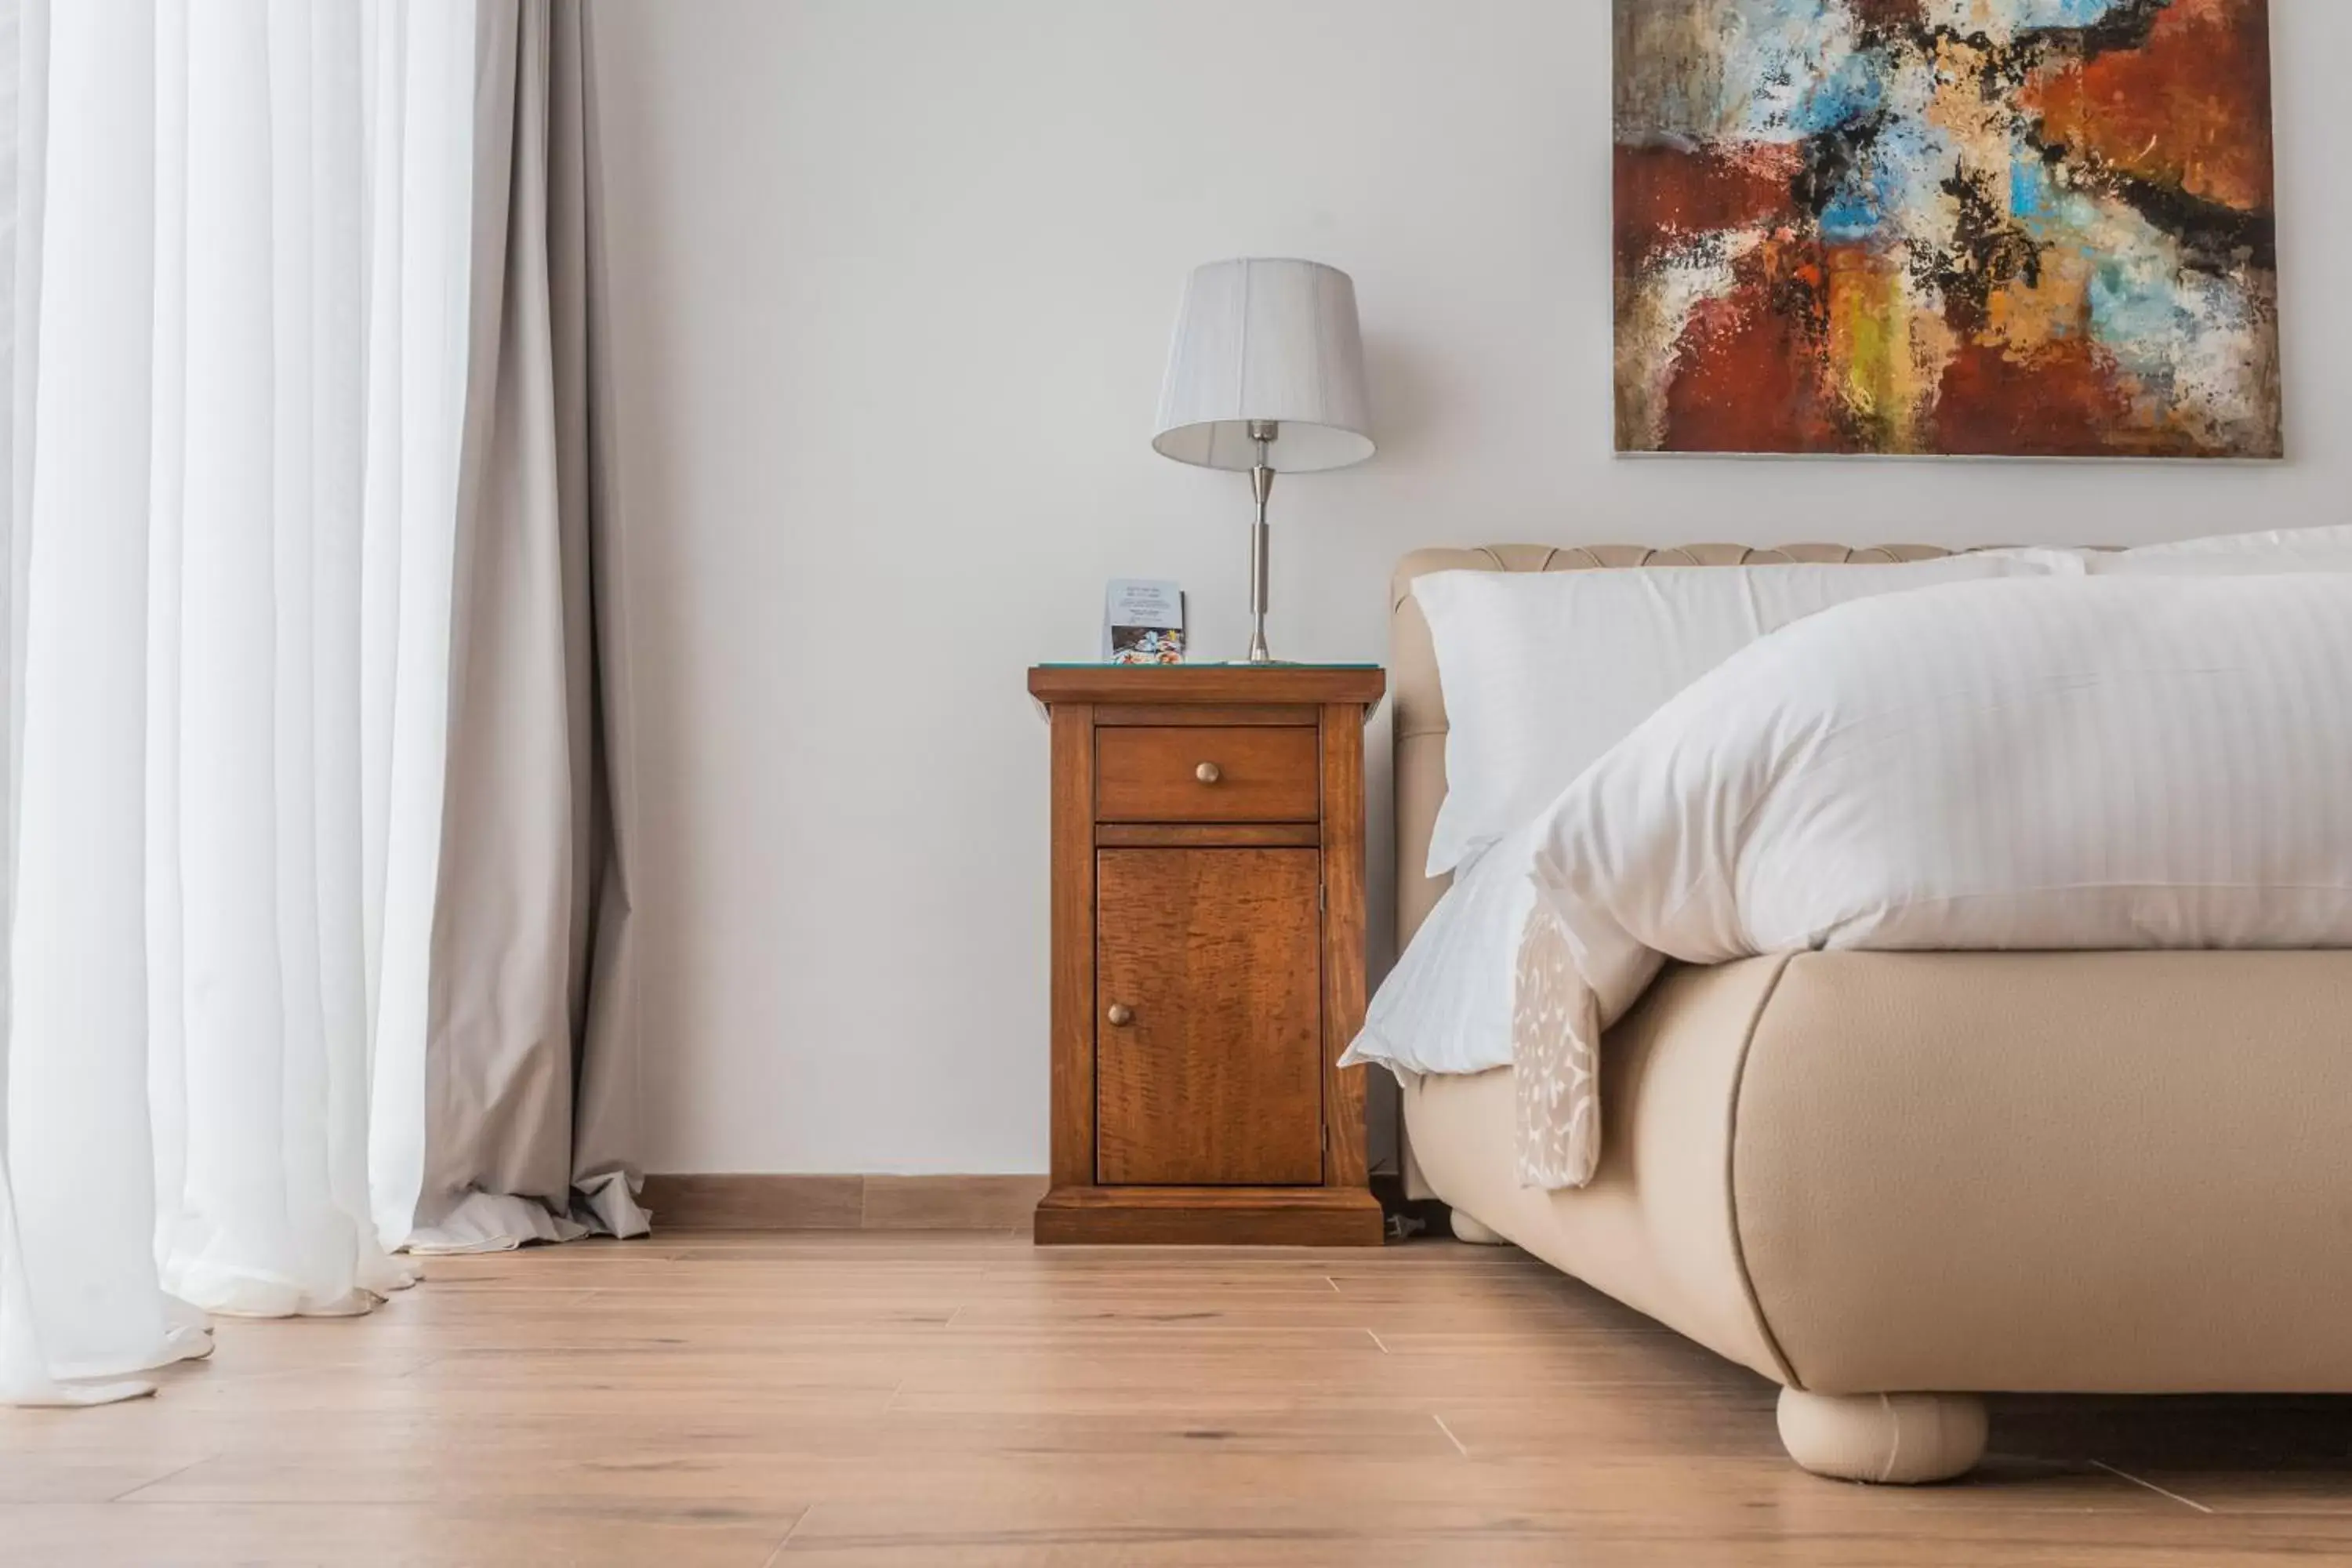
5, 1232, 2351, 1566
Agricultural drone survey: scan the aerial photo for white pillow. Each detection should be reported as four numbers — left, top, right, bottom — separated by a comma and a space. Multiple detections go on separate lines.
1338, 820, 1537, 1079
1412, 550, 2083, 877
2096, 550, 2352, 576
2092, 524, 2352, 575
2121, 524, 2352, 557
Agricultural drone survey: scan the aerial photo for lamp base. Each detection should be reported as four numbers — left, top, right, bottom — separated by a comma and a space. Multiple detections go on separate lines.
1245, 423, 1277, 664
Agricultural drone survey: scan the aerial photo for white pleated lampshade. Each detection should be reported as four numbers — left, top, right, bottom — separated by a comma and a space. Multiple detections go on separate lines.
1152, 258, 1374, 473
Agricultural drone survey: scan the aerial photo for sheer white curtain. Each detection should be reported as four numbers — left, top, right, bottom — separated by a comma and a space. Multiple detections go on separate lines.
0, 0, 471, 1405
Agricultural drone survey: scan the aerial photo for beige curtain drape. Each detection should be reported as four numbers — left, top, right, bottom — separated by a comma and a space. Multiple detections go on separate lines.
405, 0, 645, 1250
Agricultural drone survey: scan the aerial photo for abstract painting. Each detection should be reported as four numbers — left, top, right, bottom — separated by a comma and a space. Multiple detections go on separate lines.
1613, 0, 2281, 459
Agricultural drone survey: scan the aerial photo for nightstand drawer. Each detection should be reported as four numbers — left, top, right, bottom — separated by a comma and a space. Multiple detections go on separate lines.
1096, 727, 1319, 822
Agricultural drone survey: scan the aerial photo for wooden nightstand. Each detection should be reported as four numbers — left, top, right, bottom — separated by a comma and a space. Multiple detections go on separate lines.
1027, 664, 1388, 1246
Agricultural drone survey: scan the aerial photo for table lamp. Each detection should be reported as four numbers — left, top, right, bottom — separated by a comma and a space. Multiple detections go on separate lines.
1152, 258, 1374, 664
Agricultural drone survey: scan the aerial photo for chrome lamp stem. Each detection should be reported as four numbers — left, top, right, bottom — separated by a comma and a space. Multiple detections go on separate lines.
1246, 419, 1278, 664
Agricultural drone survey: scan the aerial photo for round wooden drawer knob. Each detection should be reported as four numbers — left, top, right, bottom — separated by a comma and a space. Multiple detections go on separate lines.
1194, 761, 1222, 784
1105, 1004, 1135, 1027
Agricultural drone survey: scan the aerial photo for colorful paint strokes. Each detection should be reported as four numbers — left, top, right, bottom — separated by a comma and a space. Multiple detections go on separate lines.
1613, 0, 2281, 459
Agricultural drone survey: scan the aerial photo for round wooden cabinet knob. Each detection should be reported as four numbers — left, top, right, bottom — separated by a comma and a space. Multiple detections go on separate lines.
1194, 761, 1222, 784
1105, 1004, 1134, 1027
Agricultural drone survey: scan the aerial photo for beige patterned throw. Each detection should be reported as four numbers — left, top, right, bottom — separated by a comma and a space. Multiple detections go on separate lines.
1512, 901, 1603, 1190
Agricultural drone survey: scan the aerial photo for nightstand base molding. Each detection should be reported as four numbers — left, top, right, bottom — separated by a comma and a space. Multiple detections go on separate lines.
1035, 1185, 1385, 1247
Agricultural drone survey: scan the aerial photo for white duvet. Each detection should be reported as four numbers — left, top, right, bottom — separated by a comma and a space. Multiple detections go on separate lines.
1369, 574, 2352, 1191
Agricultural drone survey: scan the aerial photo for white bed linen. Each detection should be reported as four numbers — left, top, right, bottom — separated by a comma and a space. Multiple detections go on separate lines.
1497, 575, 2352, 1189
1348, 532, 2352, 1089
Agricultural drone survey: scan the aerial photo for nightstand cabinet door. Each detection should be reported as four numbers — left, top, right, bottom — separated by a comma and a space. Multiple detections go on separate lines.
1094, 848, 1323, 1186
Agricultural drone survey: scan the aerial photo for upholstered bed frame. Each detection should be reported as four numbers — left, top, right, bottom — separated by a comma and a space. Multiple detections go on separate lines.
1388, 545, 2352, 1483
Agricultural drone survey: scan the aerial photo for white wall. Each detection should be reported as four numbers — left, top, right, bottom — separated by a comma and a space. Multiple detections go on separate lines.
592, 0, 2352, 1176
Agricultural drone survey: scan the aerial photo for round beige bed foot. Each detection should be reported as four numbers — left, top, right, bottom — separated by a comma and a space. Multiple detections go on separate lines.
1777, 1389, 1988, 1484
1447, 1209, 1509, 1246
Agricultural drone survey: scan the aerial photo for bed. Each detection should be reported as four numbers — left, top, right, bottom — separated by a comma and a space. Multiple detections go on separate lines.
1386, 543, 2352, 1483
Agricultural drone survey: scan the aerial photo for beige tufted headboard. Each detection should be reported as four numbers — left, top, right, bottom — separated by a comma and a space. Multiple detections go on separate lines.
1390, 543, 1969, 946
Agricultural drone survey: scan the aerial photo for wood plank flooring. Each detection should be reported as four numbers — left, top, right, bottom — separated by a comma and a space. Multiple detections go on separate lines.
5, 1232, 2350, 1566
